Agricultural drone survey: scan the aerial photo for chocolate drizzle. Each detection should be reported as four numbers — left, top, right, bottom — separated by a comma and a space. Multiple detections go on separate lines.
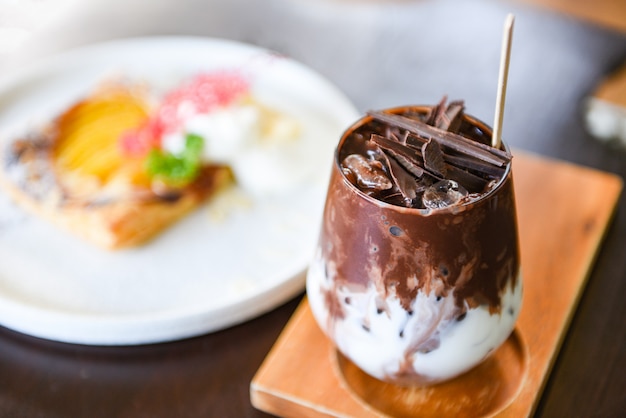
321, 103, 520, 314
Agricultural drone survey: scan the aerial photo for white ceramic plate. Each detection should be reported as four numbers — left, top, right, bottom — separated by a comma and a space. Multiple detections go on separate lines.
0, 36, 359, 345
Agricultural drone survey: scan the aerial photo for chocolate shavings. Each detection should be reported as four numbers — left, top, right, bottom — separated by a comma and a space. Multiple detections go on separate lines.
367, 110, 511, 167
381, 151, 419, 203
421, 139, 447, 177
370, 134, 424, 178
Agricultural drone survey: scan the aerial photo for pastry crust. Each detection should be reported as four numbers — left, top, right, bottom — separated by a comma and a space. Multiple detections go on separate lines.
0, 156, 231, 249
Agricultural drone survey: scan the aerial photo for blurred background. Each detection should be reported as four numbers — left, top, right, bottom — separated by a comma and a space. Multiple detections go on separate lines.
1, 0, 625, 155
0, 1, 625, 417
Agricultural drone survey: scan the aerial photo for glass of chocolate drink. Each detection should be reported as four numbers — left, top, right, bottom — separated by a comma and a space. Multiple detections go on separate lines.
306, 99, 522, 386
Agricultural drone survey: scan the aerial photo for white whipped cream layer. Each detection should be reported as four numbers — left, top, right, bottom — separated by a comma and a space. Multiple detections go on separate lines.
306, 248, 523, 384
160, 100, 324, 196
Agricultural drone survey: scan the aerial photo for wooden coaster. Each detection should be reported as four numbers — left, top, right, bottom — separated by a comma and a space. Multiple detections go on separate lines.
251, 151, 623, 417
335, 330, 527, 418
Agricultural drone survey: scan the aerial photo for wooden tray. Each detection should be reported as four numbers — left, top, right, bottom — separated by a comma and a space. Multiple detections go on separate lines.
250, 151, 623, 417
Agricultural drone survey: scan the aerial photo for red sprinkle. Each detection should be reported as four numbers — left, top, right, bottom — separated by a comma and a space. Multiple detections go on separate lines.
120, 70, 250, 156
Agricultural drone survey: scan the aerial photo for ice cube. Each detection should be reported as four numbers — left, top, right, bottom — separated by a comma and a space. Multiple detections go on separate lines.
422, 179, 468, 209
342, 154, 393, 190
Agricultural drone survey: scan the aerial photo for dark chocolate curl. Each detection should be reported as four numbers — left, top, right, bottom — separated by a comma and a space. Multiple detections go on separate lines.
370, 134, 424, 178
437, 100, 465, 133
422, 139, 447, 177
383, 151, 418, 204
367, 110, 511, 167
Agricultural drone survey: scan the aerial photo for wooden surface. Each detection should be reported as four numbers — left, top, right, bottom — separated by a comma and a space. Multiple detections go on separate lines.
0, 1, 625, 417
512, 0, 626, 34
252, 305, 528, 418
593, 64, 626, 108
250, 151, 623, 418
336, 332, 527, 418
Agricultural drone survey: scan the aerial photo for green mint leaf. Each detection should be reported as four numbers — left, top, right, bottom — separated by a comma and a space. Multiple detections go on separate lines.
145, 134, 205, 186
185, 133, 204, 156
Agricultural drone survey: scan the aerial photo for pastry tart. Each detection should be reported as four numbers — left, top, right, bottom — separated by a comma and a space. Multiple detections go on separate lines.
0, 74, 252, 249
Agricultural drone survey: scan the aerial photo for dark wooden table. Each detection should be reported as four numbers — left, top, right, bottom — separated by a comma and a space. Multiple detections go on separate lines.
1, 1, 625, 417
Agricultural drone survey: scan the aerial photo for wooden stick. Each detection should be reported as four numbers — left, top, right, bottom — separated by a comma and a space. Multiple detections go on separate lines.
492, 13, 515, 149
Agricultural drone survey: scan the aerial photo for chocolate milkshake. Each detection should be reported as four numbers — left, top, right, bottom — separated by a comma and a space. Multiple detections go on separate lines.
306, 100, 522, 385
